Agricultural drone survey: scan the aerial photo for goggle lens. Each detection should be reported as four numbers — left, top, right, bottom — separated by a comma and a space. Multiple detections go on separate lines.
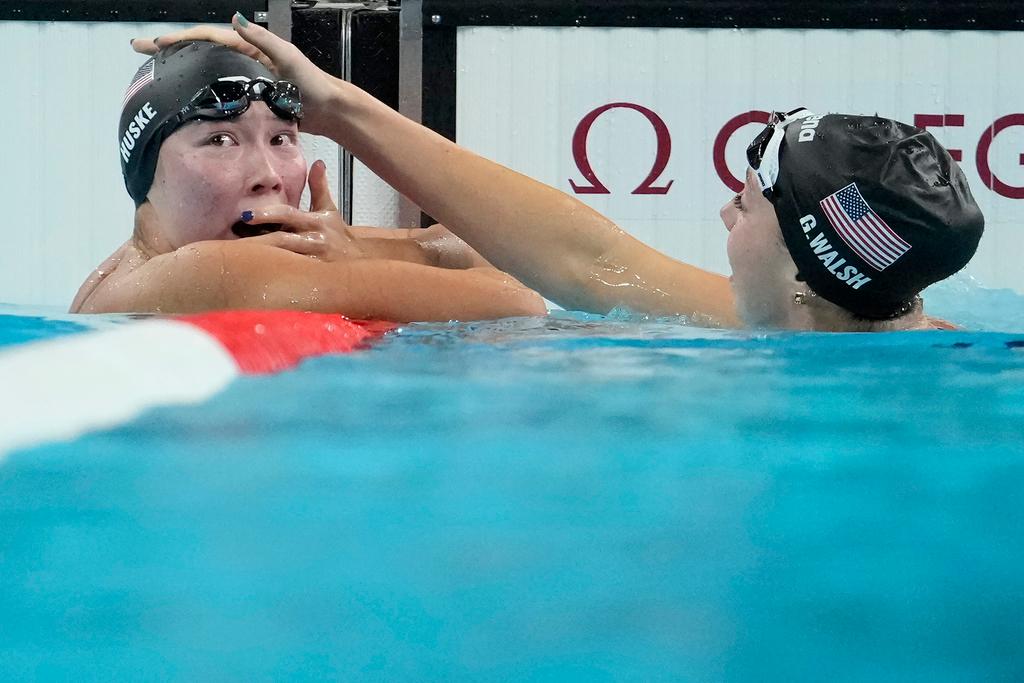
746, 121, 777, 172
268, 82, 303, 118
180, 78, 303, 123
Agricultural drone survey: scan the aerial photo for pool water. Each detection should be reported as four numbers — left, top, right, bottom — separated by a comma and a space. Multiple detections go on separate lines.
1, 283, 1024, 680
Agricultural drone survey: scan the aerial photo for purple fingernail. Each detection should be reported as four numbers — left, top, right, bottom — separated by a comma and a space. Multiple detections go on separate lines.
241, 210, 253, 222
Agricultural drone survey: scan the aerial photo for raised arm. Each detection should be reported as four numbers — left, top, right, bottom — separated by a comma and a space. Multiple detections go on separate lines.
78, 240, 546, 321
135, 19, 739, 326
321, 86, 737, 325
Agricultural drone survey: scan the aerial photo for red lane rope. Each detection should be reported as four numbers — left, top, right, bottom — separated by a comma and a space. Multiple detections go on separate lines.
179, 310, 397, 375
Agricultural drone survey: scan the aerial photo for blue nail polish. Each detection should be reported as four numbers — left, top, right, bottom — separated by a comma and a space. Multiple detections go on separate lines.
241, 211, 253, 222
234, 12, 250, 27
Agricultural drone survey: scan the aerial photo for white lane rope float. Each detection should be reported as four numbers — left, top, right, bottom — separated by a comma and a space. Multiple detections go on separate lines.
0, 310, 396, 459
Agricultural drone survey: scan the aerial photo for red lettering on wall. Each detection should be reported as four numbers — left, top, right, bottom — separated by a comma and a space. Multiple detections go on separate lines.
569, 107, 1023, 200
569, 103, 674, 195
713, 110, 770, 193
976, 114, 1024, 200
914, 114, 965, 161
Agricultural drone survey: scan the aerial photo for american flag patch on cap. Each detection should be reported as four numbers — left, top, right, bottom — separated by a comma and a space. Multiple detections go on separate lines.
122, 59, 155, 108
819, 183, 911, 272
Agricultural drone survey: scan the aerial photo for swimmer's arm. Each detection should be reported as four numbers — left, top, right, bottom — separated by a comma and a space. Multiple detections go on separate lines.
278, 223, 492, 270
78, 241, 546, 321
588, 236, 740, 326
344, 224, 494, 270
322, 83, 739, 325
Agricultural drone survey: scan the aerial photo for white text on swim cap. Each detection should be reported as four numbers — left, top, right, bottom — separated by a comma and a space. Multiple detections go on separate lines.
798, 115, 825, 143
799, 214, 872, 289
120, 103, 159, 163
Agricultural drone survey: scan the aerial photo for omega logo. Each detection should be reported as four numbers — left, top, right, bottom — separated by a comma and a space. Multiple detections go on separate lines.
569, 102, 674, 195
572, 105, 1024, 200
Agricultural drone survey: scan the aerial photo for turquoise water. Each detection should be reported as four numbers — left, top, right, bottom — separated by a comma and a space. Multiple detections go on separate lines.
0, 311, 90, 348
1, 282, 1024, 680
0, 304, 133, 349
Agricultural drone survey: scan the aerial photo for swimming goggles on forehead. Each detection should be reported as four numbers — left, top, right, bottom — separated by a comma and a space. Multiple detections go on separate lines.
174, 77, 303, 126
747, 107, 816, 201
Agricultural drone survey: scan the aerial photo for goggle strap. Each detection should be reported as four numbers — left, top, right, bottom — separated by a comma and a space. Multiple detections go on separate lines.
755, 108, 817, 196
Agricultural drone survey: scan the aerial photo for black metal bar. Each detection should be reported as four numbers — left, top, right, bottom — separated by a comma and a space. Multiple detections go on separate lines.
351, 9, 401, 110
422, 24, 455, 141
419, 1, 1024, 31
0, 1, 264, 23
420, 23, 456, 226
292, 6, 344, 78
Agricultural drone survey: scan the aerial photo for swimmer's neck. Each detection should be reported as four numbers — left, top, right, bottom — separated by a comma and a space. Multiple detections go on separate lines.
782, 294, 930, 332
131, 203, 175, 259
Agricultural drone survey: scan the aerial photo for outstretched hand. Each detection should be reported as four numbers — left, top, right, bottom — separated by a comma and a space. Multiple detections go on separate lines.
131, 13, 342, 135
241, 160, 366, 260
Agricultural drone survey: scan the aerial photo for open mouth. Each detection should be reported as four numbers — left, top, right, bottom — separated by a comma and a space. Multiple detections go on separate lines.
231, 221, 283, 238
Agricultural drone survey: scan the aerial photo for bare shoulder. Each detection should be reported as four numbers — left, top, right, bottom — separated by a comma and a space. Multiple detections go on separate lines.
69, 242, 133, 313
76, 240, 307, 314
925, 315, 959, 331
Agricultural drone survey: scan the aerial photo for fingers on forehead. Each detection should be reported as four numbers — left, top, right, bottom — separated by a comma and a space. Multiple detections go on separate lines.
133, 40, 158, 55
155, 27, 247, 51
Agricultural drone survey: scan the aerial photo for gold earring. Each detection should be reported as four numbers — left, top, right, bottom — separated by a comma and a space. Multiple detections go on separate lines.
793, 291, 816, 305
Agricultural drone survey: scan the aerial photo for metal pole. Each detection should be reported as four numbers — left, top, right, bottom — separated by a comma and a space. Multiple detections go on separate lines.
340, 8, 355, 224
397, 0, 423, 226
266, 0, 292, 42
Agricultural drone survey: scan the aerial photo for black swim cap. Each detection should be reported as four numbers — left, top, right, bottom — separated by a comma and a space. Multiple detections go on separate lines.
118, 41, 278, 206
771, 114, 984, 319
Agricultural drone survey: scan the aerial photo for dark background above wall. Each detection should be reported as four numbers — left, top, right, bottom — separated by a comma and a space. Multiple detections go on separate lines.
418, 0, 1024, 30
5, 1, 1021, 31
0, 1, 265, 22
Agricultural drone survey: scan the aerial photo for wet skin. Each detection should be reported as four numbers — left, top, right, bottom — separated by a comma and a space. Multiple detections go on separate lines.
719, 168, 802, 328
69, 103, 545, 320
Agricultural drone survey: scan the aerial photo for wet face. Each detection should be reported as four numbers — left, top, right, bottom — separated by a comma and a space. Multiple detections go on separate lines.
145, 103, 306, 248
719, 169, 801, 327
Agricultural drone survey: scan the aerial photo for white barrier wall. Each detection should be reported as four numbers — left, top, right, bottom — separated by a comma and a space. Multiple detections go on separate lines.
5, 22, 1019, 307
456, 27, 1024, 293
0, 21, 340, 309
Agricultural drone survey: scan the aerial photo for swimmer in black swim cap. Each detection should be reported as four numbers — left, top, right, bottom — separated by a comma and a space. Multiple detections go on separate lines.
70, 38, 546, 320
722, 108, 984, 329
117, 40, 305, 244
120, 20, 985, 331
